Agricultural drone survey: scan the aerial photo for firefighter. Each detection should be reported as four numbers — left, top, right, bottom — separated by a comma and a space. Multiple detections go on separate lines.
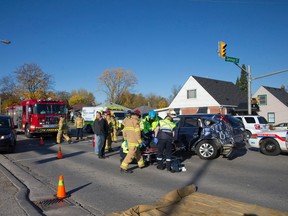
154, 115, 176, 172
110, 112, 118, 142
121, 110, 132, 129
74, 112, 85, 140
140, 110, 159, 148
104, 110, 114, 152
56, 115, 72, 144
120, 110, 145, 173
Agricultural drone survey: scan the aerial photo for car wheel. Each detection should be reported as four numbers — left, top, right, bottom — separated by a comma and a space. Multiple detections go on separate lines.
196, 140, 218, 160
246, 130, 252, 139
260, 138, 281, 156
25, 125, 32, 138
7, 140, 16, 153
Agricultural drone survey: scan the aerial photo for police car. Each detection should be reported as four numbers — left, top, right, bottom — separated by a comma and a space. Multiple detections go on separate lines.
249, 130, 288, 156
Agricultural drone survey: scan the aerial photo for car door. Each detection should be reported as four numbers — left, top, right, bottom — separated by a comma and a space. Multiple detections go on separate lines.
174, 116, 200, 149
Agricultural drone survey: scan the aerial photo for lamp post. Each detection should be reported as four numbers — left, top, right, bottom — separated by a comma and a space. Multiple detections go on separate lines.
0, 39, 11, 114
0, 39, 11, 44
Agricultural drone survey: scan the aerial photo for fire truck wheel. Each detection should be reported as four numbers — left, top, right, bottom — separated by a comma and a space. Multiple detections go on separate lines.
25, 125, 32, 138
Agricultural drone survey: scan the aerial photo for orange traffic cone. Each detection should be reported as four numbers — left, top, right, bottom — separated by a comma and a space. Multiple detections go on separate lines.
57, 146, 63, 159
40, 136, 44, 145
56, 175, 66, 199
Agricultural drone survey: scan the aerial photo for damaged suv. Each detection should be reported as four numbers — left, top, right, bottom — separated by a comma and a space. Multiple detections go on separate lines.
173, 114, 247, 160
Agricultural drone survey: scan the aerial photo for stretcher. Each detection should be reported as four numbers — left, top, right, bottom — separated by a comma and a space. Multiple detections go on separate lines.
141, 147, 158, 165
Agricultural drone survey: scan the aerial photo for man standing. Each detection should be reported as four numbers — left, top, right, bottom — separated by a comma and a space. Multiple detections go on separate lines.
104, 110, 113, 152
154, 115, 176, 172
74, 113, 85, 140
57, 115, 72, 144
120, 110, 145, 173
92, 111, 108, 159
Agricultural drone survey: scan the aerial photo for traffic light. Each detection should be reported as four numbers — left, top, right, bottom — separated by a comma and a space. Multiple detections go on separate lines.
219, 41, 227, 58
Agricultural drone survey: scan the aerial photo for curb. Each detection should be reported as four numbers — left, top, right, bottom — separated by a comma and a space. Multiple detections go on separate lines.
0, 154, 90, 216
0, 155, 42, 216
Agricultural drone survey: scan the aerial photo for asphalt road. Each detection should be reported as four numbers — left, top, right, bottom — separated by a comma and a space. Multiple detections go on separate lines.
1, 132, 288, 215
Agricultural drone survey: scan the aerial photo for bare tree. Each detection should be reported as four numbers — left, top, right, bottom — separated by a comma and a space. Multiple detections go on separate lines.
98, 68, 137, 104
168, 84, 182, 103
15, 63, 53, 99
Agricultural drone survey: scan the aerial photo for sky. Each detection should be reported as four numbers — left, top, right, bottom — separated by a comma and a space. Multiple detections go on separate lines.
1, 0, 288, 104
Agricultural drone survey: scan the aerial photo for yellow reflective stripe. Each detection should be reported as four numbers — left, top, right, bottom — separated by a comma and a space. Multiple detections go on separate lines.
58, 180, 64, 186
124, 126, 135, 131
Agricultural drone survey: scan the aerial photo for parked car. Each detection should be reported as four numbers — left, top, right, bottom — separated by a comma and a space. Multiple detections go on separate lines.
272, 123, 288, 130
0, 115, 17, 153
234, 115, 269, 138
173, 114, 246, 160
249, 130, 288, 156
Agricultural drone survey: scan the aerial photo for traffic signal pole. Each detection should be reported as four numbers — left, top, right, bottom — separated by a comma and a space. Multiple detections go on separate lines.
234, 63, 288, 115
218, 41, 288, 115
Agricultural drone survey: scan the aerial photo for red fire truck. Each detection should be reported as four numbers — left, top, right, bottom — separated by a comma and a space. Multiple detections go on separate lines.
6, 99, 67, 138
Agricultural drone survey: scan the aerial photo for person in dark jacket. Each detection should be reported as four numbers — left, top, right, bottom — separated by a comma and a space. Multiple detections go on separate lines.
92, 111, 109, 159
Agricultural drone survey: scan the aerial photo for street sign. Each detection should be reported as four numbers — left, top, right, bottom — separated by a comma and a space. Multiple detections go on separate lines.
225, 56, 239, 64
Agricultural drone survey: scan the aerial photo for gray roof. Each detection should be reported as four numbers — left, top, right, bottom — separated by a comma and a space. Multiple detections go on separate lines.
263, 86, 288, 107
133, 106, 155, 114
193, 76, 247, 106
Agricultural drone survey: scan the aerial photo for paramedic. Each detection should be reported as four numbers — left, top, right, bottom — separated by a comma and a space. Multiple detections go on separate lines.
154, 115, 176, 172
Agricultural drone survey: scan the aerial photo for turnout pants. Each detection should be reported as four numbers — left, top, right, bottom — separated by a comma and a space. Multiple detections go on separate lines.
56, 130, 70, 144
120, 146, 145, 170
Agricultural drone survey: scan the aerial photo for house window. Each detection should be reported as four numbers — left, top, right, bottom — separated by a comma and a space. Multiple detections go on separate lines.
187, 89, 197, 99
267, 112, 275, 123
257, 95, 267, 105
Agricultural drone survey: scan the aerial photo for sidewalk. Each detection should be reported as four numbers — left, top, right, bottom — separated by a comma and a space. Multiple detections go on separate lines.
0, 153, 92, 216
0, 160, 39, 216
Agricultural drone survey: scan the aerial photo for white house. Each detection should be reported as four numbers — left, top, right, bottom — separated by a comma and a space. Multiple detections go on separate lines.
168, 76, 247, 115
253, 86, 288, 124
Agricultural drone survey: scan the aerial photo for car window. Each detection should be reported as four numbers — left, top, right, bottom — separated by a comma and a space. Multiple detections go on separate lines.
183, 117, 198, 127
244, 117, 256, 123
224, 116, 243, 127
173, 117, 181, 127
258, 117, 268, 124
0, 118, 10, 128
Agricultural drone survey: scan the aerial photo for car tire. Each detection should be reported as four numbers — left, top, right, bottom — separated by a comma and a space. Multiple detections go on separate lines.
196, 140, 218, 160
7, 140, 16, 153
245, 130, 252, 139
260, 138, 281, 156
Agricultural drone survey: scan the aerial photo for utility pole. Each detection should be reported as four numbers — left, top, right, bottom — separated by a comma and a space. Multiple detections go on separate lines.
219, 41, 288, 115
235, 64, 288, 115
247, 65, 251, 115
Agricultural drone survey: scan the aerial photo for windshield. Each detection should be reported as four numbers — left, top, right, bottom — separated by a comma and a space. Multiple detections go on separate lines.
0, 118, 11, 128
33, 104, 66, 115
114, 112, 125, 120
